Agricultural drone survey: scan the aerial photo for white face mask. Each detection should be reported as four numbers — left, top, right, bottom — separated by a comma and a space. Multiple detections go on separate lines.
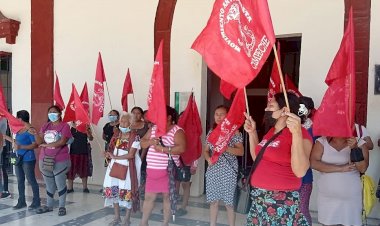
119, 126, 131, 134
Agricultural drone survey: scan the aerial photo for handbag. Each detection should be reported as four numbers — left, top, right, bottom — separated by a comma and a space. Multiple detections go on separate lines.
42, 147, 64, 172
109, 133, 136, 180
10, 150, 32, 166
350, 147, 364, 162
235, 129, 284, 214
361, 174, 376, 218
175, 158, 191, 182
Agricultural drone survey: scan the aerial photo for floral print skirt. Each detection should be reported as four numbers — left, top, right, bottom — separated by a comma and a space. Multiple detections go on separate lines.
246, 187, 309, 226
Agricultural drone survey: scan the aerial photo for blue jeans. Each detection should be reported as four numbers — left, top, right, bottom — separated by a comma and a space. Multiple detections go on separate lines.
15, 160, 40, 205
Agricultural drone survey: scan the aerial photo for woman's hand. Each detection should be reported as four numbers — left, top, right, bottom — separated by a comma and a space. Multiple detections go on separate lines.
13, 143, 20, 151
243, 112, 256, 134
340, 163, 356, 172
107, 152, 115, 159
39, 143, 49, 148
284, 112, 302, 135
206, 158, 213, 166
347, 137, 358, 149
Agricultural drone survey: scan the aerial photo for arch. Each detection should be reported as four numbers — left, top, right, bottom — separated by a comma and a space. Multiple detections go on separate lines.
154, 0, 177, 103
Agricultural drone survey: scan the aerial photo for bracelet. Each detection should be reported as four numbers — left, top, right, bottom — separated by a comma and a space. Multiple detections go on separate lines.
168, 147, 172, 154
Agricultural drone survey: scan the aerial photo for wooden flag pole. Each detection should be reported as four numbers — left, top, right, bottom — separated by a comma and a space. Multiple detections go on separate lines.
104, 81, 113, 109
244, 87, 250, 116
90, 124, 110, 166
272, 44, 289, 109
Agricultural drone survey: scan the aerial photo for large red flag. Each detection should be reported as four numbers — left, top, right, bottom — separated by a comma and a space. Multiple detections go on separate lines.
268, 42, 282, 101
208, 89, 246, 164
177, 93, 203, 165
121, 68, 133, 112
80, 82, 90, 113
192, 0, 275, 88
313, 8, 355, 137
92, 52, 106, 125
54, 72, 65, 110
0, 82, 24, 133
220, 79, 236, 100
73, 84, 91, 133
285, 75, 302, 97
62, 86, 75, 122
146, 40, 167, 137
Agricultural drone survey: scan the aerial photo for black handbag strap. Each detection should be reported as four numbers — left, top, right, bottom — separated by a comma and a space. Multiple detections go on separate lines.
246, 128, 284, 185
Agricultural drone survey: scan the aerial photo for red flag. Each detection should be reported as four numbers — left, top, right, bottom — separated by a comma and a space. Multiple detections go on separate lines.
92, 52, 106, 125
121, 68, 133, 112
208, 89, 246, 164
62, 86, 75, 122
54, 72, 65, 110
192, 0, 275, 88
220, 79, 236, 100
0, 81, 24, 133
146, 40, 167, 137
268, 42, 282, 101
285, 75, 302, 97
73, 84, 91, 133
80, 82, 90, 113
177, 93, 203, 165
313, 8, 355, 137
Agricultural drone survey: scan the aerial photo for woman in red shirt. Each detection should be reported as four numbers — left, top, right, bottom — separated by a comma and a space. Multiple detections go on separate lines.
244, 92, 312, 225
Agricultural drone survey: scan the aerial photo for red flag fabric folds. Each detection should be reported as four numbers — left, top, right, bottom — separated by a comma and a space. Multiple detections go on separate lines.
313, 8, 355, 137
92, 52, 106, 125
0, 81, 24, 133
146, 40, 167, 137
208, 89, 246, 164
268, 43, 282, 101
121, 68, 133, 112
54, 72, 65, 110
220, 79, 236, 100
285, 75, 302, 97
73, 84, 91, 133
63, 86, 75, 122
80, 82, 90, 113
177, 93, 203, 165
192, 0, 275, 88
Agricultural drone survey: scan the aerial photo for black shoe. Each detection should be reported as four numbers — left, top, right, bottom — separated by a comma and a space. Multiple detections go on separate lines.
83, 188, 90, 193
67, 189, 74, 193
13, 202, 27, 210
28, 203, 41, 210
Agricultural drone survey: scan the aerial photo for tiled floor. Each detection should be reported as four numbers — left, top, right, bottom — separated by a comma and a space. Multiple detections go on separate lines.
0, 176, 379, 226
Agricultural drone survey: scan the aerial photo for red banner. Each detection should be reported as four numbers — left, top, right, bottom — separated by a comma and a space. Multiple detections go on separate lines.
54, 72, 65, 110
220, 79, 236, 100
73, 84, 90, 133
121, 68, 133, 112
285, 75, 302, 97
313, 8, 355, 137
177, 93, 203, 165
208, 89, 246, 164
62, 86, 75, 122
192, 0, 275, 89
80, 82, 90, 113
268, 42, 282, 101
92, 52, 106, 125
0, 81, 24, 133
146, 40, 167, 137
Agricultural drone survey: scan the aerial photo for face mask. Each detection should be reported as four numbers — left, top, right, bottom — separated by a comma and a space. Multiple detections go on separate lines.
119, 126, 131, 134
263, 111, 277, 128
109, 115, 118, 122
48, 113, 59, 122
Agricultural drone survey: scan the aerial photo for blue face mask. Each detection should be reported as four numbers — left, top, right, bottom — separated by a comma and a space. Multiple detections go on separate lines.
119, 126, 131, 134
48, 113, 60, 122
109, 115, 118, 122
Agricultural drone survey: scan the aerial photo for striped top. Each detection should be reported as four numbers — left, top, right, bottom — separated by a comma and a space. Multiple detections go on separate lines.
146, 125, 182, 170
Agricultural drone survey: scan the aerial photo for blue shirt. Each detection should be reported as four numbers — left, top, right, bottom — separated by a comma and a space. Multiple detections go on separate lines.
302, 127, 317, 184
16, 131, 36, 161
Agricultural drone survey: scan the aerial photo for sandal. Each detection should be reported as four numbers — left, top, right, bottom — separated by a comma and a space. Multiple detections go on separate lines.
36, 206, 53, 214
58, 207, 66, 216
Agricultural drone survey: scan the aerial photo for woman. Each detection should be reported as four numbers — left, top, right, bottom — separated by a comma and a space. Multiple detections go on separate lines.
298, 96, 315, 225
12, 110, 41, 210
103, 114, 141, 226
244, 92, 312, 225
204, 105, 244, 226
103, 110, 120, 153
139, 106, 186, 226
67, 123, 93, 193
31, 105, 72, 216
310, 136, 368, 226
130, 107, 149, 202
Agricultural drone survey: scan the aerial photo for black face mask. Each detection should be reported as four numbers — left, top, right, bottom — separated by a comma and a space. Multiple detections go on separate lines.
263, 111, 277, 128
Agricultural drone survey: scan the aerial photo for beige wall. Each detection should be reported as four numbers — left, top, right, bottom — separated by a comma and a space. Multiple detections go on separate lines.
0, 0, 31, 113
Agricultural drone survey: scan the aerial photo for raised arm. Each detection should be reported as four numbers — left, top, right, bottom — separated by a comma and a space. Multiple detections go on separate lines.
243, 112, 259, 160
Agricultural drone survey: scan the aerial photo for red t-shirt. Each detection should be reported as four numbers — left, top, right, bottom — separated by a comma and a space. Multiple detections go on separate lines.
250, 127, 312, 191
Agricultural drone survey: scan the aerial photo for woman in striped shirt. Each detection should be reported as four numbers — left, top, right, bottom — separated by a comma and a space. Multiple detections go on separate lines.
139, 106, 186, 226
